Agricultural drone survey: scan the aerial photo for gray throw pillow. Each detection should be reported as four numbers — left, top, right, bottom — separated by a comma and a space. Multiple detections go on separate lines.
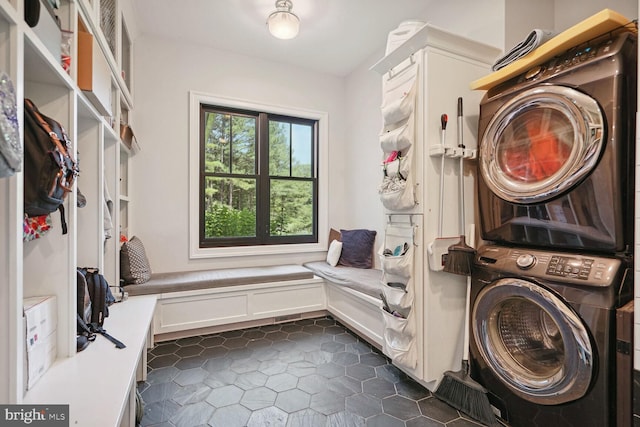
338, 229, 377, 269
120, 236, 152, 284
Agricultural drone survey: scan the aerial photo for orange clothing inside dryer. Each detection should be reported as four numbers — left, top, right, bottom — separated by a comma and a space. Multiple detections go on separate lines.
525, 119, 570, 180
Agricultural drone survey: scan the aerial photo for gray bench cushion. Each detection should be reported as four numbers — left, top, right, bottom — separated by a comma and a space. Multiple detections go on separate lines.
125, 264, 314, 296
303, 261, 382, 299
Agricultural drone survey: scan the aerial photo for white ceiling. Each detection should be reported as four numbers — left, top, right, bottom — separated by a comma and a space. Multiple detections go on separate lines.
131, 0, 432, 76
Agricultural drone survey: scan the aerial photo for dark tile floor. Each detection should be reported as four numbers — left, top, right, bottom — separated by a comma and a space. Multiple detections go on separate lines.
138, 316, 490, 427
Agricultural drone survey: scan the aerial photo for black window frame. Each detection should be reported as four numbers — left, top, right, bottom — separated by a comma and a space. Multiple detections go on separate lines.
199, 104, 319, 248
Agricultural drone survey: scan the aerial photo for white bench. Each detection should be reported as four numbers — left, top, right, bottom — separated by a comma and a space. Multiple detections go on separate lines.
303, 261, 384, 348
125, 265, 326, 341
125, 264, 384, 349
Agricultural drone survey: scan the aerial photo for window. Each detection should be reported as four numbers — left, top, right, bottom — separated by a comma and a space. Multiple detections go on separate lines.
199, 105, 318, 248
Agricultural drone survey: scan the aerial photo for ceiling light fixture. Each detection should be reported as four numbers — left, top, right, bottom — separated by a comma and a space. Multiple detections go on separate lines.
267, 0, 300, 40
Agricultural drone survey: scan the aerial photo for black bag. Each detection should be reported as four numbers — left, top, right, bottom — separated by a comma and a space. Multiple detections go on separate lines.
77, 267, 125, 349
24, 0, 40, 27
24, 98, 78, 234
77, 269, 92, 325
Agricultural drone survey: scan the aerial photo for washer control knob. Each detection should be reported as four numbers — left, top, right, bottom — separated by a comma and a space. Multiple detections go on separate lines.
516, 254, 536, 269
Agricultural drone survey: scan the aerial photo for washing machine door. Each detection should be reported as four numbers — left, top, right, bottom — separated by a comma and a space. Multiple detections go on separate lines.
472, 278, 593, 405
480, 85, 604, 204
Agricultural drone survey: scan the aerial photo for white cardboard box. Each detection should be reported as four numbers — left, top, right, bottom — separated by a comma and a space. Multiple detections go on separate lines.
24, 331, 57, 390
23, 296, 58, 390
24, 295, 57, 350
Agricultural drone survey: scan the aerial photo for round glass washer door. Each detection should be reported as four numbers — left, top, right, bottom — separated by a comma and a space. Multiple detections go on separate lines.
480, 85, 604, 204
472, 278, 593, 405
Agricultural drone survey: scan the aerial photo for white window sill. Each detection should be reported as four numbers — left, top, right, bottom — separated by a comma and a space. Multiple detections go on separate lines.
190, 241, 327, 259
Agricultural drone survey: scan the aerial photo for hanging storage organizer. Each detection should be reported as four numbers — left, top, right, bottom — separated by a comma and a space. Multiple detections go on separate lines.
379, 221, 417, 370
378, 59, 419, 211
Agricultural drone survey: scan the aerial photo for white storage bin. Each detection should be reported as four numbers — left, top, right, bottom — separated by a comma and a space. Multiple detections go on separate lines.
385, 20, 426, 55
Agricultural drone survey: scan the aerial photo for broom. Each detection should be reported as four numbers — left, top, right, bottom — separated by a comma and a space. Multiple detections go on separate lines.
435, 226, 497, 426
434, 274, 497, 426
443, 97, 475, 276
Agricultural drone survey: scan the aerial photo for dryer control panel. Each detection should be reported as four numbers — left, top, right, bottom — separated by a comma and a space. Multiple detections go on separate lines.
476, 245, 622, 287
512, 31, 632, 86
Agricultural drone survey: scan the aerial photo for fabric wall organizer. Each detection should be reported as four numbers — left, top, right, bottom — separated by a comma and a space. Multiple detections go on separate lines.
378, 60, 418, 211
379, 222, 417, 369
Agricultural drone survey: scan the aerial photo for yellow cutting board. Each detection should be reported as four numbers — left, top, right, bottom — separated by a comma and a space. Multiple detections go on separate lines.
470, 9, 636, 91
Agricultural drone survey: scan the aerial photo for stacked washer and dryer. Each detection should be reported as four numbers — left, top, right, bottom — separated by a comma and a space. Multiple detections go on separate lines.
471, 31, 637, 426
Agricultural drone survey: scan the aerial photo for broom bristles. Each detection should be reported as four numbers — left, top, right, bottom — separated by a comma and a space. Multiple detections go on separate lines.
435, 370, 497, 426
443, 235, 475, 276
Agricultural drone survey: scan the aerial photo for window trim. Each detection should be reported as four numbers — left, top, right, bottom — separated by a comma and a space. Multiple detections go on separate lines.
189, 91, 329, 259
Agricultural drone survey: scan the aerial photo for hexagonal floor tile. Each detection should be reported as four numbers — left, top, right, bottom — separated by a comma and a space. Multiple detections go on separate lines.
417, 396, 460, 423
287, 360, 316, 377
147, 354, 179, 369
175, 344, 204, 358
174, 355, 205, 370
150, 342, 180, 356
297, 374, 329, 395
317, 362, 345, 379
366, 413, 405, 427
274, 388, 311, 413
309, 390, 345, 415
171, 383, 211, 406
169, 401, 215, 427
204, 369, 238, 388
396, 378, 431, 400
141, 382, 181, 405
246, 406, 288, 427
235, 371, 268, 390
265, 372, 299, 392
145, 366, 179, 385
346, 363, 376, 381
205, 384, 244, 408
175, 336, 202, 347
240, 386, 277, 410
382, 395, 421, 420
199, 335, 225, 348
325, 411, 365, 427
208, 404, 251, 427
332, 351, 359, 366
359, 352, 388, 367
362, 378, 396, 399
345, 393, 382, 418
259, 359, 288, 376
286, 408, 327, 427
173, 367, 209, 386
243, 329, 266, 340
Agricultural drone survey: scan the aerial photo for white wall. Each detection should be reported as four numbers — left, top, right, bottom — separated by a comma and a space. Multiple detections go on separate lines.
505, 0, 554, 49
131, 35, 348, 272
555, 0, 637, 30
342, 1, 505, 261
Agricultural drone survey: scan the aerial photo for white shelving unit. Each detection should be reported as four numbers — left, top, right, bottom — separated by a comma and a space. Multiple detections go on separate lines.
0, 0, 142, 418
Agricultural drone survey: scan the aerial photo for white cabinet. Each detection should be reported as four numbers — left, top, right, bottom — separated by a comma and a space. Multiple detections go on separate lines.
371, 24, 500, 387
0, 0, 137, 407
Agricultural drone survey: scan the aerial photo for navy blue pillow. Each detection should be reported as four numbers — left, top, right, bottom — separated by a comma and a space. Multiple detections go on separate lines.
338, 229, 377, 269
